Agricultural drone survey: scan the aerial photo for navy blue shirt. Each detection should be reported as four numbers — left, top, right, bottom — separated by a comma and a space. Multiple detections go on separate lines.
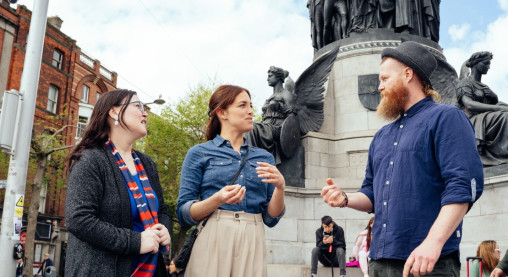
121, 174, 159, 272
176, 135, 284, 227
124, 174, 159, 232
358, 97, 483, 260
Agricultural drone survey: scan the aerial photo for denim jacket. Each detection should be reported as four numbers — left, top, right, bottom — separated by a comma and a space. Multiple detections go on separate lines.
176, 135, 285, 227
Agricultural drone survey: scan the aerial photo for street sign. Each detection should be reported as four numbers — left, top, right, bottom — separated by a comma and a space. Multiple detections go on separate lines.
19, 232, 26, 245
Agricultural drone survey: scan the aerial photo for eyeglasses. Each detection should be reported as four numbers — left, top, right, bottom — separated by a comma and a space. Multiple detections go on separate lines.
121, 100, 146, 113
495, 248, 502, 252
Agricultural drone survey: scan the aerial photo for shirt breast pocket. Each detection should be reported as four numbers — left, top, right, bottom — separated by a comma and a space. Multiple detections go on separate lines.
208, 158, 234, 185
398, 123, 426, 152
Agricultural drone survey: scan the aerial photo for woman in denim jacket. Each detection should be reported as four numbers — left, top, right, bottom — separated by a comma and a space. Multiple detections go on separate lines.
176, 85, 286, 277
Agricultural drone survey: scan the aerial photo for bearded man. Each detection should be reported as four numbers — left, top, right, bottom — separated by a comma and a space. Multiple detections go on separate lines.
321, 41, 484, 277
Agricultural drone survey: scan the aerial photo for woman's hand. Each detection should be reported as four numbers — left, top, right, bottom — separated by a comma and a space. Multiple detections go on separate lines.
151, 223, 171, 246
256, 162, 285, 190
214, 184, 246, 205
140, 228, 161, 254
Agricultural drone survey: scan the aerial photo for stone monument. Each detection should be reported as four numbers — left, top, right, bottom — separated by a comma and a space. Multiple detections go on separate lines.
259, 2, 508, 276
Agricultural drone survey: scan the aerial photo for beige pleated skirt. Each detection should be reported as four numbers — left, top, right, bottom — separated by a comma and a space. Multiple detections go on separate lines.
185, 210, 266, 277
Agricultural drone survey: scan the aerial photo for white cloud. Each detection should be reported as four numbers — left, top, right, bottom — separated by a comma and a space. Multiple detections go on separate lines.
499, 0, 508, 11
14, 0, 313, 112
444, 8, 508, 103
14, 0, 508, 107
448, 23, 471, 42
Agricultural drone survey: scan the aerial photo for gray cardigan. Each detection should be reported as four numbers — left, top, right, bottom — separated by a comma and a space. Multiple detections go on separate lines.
65, 144, 171, 277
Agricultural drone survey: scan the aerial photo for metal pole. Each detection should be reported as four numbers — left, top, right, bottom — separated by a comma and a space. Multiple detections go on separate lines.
0, 0, 49, 275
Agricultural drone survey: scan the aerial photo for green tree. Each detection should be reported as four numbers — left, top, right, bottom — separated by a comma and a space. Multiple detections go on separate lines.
141, 82, 214, 254
22, 124, 73, 277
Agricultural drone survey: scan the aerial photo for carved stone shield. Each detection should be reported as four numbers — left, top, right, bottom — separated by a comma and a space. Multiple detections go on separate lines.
280, 114, 300, 158
358, 74, 381, 111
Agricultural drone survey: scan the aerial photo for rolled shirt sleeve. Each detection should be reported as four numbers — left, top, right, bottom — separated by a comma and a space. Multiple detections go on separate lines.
433, 108, 484, 207
176, 146, 204, 226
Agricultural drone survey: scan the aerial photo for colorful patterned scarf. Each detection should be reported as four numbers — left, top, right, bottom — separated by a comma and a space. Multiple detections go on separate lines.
106, 139, 168, 277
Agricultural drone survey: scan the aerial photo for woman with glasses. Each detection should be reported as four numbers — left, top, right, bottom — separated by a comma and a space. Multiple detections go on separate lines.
65, 89, 171, 277
468, 240, 502, 277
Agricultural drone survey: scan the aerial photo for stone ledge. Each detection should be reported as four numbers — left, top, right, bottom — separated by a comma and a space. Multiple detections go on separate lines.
267, 264, 363, 277
303, 130, 377, 141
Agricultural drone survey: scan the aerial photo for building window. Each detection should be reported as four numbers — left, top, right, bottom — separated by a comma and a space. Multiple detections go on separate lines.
96, 92, 100, 103
52, 49, 63, 69
81, 85, 89, 103
76, 116, 88, 138
47, 85, 58, 113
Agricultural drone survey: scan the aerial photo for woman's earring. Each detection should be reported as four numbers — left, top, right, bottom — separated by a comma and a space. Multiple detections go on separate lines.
114, 115, 119, 126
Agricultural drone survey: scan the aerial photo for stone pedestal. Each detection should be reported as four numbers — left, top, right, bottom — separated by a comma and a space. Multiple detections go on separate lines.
265, 30, 507, 275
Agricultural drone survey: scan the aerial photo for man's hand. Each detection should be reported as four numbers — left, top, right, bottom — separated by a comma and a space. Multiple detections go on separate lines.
403, 239, 442, 277
491, 268, 507, 277
321, 178, 347, 207
323, 236, 333, 244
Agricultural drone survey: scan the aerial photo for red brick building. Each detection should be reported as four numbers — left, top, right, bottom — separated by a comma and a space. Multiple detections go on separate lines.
0, 1, 117, 274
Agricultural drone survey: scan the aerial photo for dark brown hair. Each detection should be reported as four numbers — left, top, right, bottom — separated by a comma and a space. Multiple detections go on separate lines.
68, 89, 137, 167
205, 85, 250, 141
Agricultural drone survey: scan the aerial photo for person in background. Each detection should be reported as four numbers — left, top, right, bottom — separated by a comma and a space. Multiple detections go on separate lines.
176, 85, 286, 277
468, 240, 502, 277
37, 253, 53, 277
352, 217, 374, 277
65, 89, 171, 276
169, 259, 184, 277
15, 258, 23, 277
311, 215, 346, 277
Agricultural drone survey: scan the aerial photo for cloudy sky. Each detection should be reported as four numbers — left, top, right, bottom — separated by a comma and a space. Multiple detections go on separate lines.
12, 0, 508, 111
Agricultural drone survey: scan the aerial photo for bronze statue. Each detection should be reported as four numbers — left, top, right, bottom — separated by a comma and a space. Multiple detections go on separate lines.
422, 0, 440, 42
246, 46, 340, 164
332, 0, 349, 40
349, 0, 377, 33
456, 52, 508, 166
245, 66, 295, 164
431, 50, 508, 167
308, 0, 325, 50
309, 0, 441, 48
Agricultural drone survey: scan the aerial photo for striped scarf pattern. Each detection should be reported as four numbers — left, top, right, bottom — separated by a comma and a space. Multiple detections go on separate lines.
106, 139, 167, 277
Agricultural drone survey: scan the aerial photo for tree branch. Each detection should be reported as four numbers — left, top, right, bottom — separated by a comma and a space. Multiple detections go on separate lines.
46, 144, 74, 156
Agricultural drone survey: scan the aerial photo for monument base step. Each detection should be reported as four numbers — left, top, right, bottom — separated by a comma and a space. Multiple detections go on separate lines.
267, 264, 363, 277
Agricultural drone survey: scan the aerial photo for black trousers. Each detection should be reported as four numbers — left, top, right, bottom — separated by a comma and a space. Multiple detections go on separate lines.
311, 247, 346, 275
369, 251, 460, 277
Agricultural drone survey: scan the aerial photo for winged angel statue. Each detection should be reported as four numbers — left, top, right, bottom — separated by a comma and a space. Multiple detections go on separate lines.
431, 51, 508, 166
245, 46, 340, 164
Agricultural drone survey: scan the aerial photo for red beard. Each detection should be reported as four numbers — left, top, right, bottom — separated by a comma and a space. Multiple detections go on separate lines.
376, 80, 409, 121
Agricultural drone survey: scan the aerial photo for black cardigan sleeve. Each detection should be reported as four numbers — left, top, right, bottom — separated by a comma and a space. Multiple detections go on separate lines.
65, 149, 141, 255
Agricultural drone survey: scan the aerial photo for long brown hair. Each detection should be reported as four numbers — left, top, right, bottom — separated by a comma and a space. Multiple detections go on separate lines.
68, 89, 137, 168
476, 240, 500, 273
205, 85, 250, 141
366, 216, 375, 251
